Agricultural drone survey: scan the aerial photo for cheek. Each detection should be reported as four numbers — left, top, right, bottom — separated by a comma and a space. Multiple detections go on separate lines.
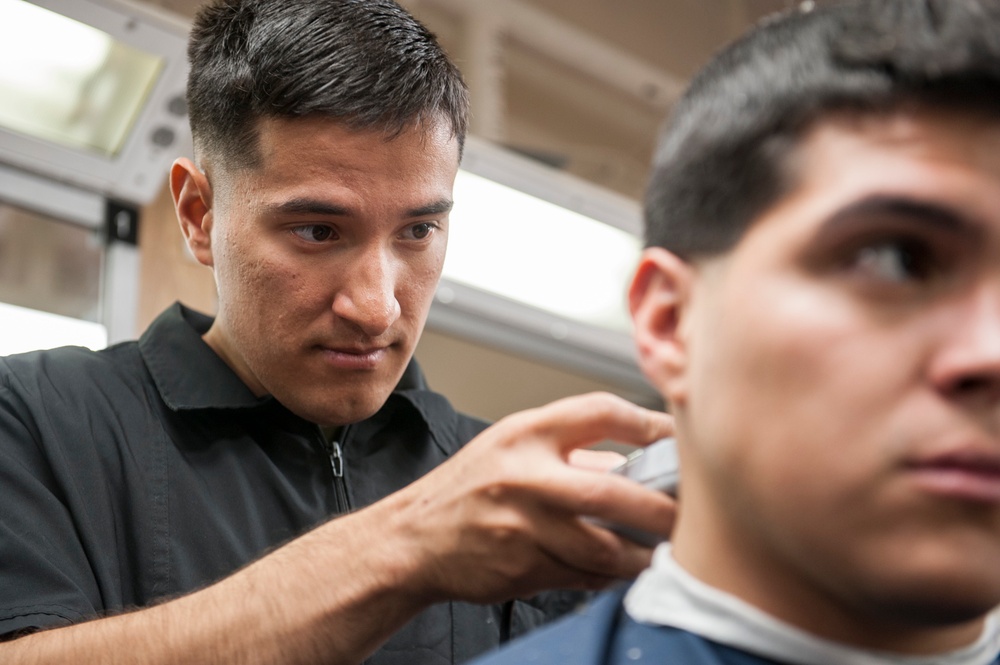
686, 275, 915, 497
214, 231, 312, 322
397, 248, 446, 316
219, 245, 280, 302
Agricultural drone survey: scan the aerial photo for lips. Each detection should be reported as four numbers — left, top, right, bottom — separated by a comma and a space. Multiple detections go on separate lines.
906, 449, 1000, 503
316, 344, 389, 370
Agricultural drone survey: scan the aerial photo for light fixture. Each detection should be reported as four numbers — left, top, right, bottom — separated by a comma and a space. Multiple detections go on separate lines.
431, 137, 651, 394
0, 0, 162, 158
0, 0, 190, 205
446, 170, 640, 334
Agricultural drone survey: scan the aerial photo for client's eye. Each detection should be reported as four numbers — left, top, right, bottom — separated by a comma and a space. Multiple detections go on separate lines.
850, 239, 933, 283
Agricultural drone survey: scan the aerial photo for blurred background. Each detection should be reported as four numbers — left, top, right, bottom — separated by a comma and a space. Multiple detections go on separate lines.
0, 0, 814, 424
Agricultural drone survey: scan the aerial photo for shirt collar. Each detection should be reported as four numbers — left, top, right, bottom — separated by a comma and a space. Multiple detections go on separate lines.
139, 302, 264, 411
624, 544, 1000, 665
138, 303, 461, 449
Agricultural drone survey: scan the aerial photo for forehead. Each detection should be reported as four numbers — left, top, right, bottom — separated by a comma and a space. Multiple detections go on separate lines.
213, 114, 461, 200
731, 109, 1000, 255
260, 113, 456, 153
802, 109, 1000, 189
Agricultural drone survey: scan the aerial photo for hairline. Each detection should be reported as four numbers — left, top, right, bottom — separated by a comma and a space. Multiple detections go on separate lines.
198, 111, 465, 170
668, 95, 1000, 266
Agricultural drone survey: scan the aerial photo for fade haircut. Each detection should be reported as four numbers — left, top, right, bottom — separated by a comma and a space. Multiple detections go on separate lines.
186, 0, 469, 170
645, 0, 1000, 258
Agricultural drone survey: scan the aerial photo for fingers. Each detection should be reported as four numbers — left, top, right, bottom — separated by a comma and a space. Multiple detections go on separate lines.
567, 448, 626, 472
500, 392, 674, 455
458, 391, 677, 560
510, 463, 677, 542
507, 503, 661, 589
385, 392, 677, 605
430, 500, 656, 599
537, 510, 659, 581
393, 489, 632, 602
453, 453, 675, 575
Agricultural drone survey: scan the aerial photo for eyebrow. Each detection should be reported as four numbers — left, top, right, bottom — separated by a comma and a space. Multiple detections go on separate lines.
408, 198, 454, 217
272, 198, 349, 216
818, 194, 982, 239
270, 197, 454, 218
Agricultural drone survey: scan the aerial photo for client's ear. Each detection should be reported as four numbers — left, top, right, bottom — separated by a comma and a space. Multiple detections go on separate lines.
629, 247, 694, 404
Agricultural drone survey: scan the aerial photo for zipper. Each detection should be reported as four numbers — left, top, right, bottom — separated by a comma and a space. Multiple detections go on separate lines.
329, 438, 345, 478
318, 425, 351, 512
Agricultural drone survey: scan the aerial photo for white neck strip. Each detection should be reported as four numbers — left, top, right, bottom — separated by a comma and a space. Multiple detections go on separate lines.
624, 544, 1000, 665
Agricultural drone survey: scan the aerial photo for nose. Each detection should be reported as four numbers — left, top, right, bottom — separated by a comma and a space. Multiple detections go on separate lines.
929, 283, 1000, 408
332, 248, 401, 338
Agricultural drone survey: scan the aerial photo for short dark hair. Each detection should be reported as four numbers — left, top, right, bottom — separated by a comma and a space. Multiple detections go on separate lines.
186, 0, 469, 169
645, 0, 1000, 258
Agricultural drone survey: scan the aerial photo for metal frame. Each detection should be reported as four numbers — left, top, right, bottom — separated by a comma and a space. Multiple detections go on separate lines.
0, 163, 139, 344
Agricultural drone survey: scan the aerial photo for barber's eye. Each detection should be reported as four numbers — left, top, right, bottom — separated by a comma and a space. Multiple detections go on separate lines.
292, 225, 336, 243
407, 222, 437, 240
851, 239, 932, 282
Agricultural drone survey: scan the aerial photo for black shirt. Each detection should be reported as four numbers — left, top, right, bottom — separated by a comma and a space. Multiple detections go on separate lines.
0, 303, 583, 663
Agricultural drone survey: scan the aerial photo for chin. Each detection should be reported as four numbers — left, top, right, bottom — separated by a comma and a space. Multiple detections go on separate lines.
861, 579, 1000, 627
873, 599, 995, 628
306, 393, 389, 428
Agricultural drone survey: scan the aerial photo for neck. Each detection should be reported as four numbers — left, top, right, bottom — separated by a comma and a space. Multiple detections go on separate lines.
202, 323, 267, 397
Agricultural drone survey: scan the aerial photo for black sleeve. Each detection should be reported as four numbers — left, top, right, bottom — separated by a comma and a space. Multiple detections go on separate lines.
0, 372, 100, 638
505, 589, 595, 642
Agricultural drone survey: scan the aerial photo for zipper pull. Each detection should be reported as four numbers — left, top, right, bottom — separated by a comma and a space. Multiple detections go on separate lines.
329, 439, 344, 478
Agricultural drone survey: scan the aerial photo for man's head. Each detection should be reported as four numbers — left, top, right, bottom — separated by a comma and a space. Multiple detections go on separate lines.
630, 0, 1000, 654
644, 0, 1000, 259
171, 0, 468, 426
185, 0, 468, 171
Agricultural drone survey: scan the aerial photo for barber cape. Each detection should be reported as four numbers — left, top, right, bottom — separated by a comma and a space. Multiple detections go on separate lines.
471, 544, 1000, 665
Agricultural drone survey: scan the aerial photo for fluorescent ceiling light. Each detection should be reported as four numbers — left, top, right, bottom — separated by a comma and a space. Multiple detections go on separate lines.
0, 0, 163, 157
427, 138, 651, 393
0, 301, 107, 355
446, 170, 641, 334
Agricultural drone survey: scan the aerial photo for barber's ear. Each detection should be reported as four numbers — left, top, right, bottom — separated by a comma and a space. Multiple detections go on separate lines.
629, 247, 694, 403
170, 157, 215, 268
